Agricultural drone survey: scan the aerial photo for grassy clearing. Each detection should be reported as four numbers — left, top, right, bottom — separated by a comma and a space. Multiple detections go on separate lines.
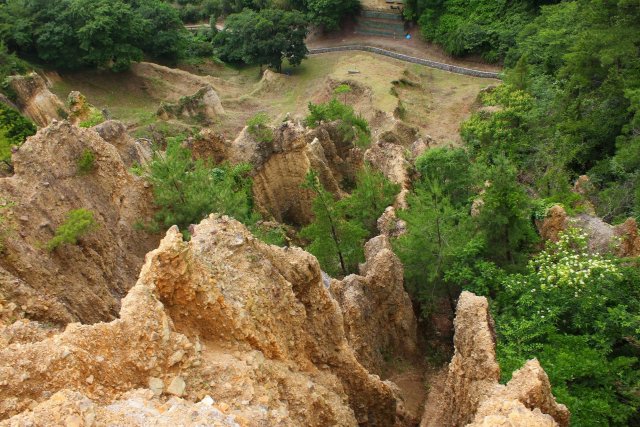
51, 71, 158, 129
394, 64, 495, 144
50, 52, 495, 144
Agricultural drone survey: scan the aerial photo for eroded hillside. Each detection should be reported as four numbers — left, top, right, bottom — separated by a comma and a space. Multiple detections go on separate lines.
0, 54, 571, 427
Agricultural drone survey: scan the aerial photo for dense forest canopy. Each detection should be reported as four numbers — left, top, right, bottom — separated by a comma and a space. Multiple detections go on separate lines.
393, 0, 640, 425
0, 0, 360, 72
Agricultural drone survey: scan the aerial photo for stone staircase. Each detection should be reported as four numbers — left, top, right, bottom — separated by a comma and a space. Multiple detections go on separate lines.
355, 9, 405, 39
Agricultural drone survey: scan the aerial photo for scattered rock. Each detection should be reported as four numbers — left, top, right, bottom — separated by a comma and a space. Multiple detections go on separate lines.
167, 376, 186, 397
148, 377, 163, 397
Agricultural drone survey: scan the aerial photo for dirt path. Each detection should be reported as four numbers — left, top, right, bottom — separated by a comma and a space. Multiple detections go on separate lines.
419, 367, 448, 426
308, 45, 499, 79
307, 23, 503, 74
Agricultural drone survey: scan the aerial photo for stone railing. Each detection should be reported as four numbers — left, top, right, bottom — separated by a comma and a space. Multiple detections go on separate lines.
308, 45, 501, 79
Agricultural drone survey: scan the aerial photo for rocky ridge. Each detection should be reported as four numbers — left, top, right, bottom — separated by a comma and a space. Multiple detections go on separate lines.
330, 234, 417, 374
421, 291, 570, 427
0, 215, 418, 426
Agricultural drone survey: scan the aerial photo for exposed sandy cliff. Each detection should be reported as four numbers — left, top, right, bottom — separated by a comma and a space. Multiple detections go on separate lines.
421, 292, 570, 427
0, 215, 417, 426
0, 121, 157, 325
197, 120, 363, 225
7, 73, 67, 127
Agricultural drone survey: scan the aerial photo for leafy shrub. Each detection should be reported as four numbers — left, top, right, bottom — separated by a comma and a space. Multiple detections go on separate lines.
451, 228, 640, 426
47, 209, 99, 251
246, 112, 274, 143
305, 98, 370, 148
76, 149, 96, 174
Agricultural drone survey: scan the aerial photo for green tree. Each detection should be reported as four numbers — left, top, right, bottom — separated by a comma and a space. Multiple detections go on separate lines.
134, 0, 190, 62
333, 84, 351, 104
414, 0, 549, 62
300, 171, 367, 277
476, 156, 537, 266
0, 42, 28, 93
35, 0, 146, 71
303, 0, 360, 31
214, 8, 308, 72
144, 136, 257, 235
414, 147, 474, 208
47, 209, 99, 251
394, 179, 473, 314
0, 0, 194, 69
0, 103, 36, 167
342, 165, 399, 236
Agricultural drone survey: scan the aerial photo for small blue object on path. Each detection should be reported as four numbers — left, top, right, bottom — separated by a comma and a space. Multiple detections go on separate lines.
405, 34, 411, 40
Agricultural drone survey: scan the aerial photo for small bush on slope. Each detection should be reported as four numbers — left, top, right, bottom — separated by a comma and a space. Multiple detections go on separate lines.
47, 209, 99, 251
305, 98, 371, 148
246, 112, 274, 143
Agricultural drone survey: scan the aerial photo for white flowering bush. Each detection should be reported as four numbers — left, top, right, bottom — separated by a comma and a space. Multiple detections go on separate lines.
489, 228, 640, 426
534, 228, 621, 291
499, 227, 624, 332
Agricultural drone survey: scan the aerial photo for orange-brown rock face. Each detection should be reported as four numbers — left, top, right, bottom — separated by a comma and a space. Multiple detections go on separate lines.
538, 205, 640, 257
421, 292, 569, 427
0, 216, 404, 426
7, 73, 67, 127
537, 205, 568, 243
614, 217, 640, 257
330, 234, 417, 374
220, 121, 362, 225
0, 121, 158, 325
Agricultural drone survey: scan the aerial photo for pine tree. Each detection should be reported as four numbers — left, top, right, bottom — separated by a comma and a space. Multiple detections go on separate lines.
394, 178, 473, 311
145, 136, 256, 236
300, 171, 367, 277
476, 156, 537, 266
341, 165, 400, 236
